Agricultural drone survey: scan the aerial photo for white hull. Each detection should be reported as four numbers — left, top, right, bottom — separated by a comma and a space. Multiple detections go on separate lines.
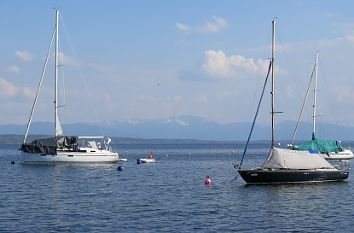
138, 158, 156, 163
320, 149, 354, 160
21, 151, 119, 164
20, 11, 120, 166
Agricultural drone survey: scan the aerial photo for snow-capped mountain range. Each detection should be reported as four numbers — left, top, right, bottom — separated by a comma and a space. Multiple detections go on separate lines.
1, 115, 354, 141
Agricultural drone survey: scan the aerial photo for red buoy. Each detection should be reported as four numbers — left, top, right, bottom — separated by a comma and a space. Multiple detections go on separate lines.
204, 176, 212, 185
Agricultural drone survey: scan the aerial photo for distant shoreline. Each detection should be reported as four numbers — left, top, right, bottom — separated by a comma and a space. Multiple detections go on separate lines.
1, 134, 349, 145
0, 134, 243, 145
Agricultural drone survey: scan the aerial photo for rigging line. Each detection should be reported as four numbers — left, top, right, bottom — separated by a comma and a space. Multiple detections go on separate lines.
232, 149, 237, 164
318, 57, 342, 140
245, 38, 272, 126
276, 27, 308, 114
23, 28, 56, 144
239, 61, 272, 167
60, 16, 105, 136
291, 63, 316, 144
62, 61, 66, 107
230, 172, 240, 183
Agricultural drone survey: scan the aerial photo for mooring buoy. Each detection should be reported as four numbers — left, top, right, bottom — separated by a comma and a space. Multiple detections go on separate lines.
204, 176, 212, 185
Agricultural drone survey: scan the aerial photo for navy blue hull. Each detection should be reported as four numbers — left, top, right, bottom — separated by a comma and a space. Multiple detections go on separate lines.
238, 169, 349, 184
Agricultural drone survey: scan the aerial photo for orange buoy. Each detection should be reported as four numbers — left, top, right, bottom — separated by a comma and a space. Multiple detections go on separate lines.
204, 176, 212, 185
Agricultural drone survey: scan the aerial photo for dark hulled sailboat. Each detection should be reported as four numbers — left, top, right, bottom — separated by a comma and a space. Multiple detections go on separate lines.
236, 21, 349, 184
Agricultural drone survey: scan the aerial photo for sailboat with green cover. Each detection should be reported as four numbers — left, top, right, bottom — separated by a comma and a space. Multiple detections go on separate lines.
290, 52, 354, 160
236, 21, 349, 184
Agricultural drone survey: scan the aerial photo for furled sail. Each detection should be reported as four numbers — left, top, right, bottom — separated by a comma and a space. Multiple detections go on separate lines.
56, 114, 63, 136
262, 148, 334, 169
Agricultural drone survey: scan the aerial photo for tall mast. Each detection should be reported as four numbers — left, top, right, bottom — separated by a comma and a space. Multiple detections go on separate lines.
312, 51, 319, 140
271, 20, 276, 148
54, 9, 59, 136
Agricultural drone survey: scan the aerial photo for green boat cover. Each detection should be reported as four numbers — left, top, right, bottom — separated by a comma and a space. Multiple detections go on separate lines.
293, 138, 343, 153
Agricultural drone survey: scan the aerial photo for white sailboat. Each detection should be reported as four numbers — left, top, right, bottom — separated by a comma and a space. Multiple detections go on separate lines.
236, 21, 349, 184
20, 10, 119, 164
290, 52, 354, 160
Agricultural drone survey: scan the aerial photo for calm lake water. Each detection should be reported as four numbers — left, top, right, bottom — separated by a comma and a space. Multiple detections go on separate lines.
1, 142, 354, 232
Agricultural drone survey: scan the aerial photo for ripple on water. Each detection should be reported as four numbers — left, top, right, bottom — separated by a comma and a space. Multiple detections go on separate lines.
1, 143, 354, 232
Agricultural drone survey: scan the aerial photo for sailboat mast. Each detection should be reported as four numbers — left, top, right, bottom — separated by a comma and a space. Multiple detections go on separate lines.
271, 20, 276, 148
312, 51, 319, 140
54, 9, 59, 137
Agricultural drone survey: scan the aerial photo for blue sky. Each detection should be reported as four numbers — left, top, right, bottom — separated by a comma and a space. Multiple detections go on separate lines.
1, 0, 354, 128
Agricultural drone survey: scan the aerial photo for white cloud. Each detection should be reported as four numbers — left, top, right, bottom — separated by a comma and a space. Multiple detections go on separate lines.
57, 52, 114, 73
0, 77, 19, 97
285, 86, 294, 97
15, 50, 33, 62
176, 16, 228, 34
343, 35, 354, 44
22, 86, 36, 98
175, 118, 188, 126
200, 50, 269, 78
268, 35, 354, 54
163, 118, 172, 124
200, 16, 228, 33
176, 23, 190, 32
58, 52, 80, 66
8, 65, 20, 74
336, 87, 354, 104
